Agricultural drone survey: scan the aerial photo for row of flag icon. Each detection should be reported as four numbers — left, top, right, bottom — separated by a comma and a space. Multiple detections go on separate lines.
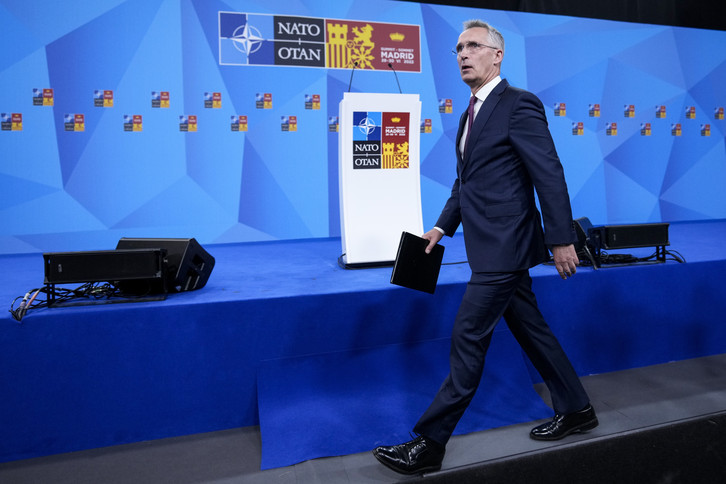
555, 103, 724, 120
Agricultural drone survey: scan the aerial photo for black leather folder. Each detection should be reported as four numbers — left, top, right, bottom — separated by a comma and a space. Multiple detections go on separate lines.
390, 231, 445, 294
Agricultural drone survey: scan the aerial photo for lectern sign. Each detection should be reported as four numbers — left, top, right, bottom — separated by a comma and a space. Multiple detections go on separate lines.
352, 111, 410, 170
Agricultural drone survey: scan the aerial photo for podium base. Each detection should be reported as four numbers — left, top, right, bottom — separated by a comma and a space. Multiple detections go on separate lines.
337, 254, 394, 270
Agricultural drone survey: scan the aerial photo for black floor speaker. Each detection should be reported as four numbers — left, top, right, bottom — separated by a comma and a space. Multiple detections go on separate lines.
44, 249, 166, 286
592, 223, 670, 249
116, 238, 215, 293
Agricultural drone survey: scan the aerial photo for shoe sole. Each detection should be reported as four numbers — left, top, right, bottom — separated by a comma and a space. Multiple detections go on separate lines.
372, 449, 442, 475
530, 417, 599, 441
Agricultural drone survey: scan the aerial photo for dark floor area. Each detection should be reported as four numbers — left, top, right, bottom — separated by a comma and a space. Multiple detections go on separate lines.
2, 353, 725, 483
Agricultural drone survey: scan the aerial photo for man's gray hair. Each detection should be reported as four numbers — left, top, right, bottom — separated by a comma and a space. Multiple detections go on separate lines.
463, 19, 505, 51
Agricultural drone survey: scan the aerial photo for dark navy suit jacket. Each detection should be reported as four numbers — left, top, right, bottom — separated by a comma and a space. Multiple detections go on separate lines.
436, 79, 577, 272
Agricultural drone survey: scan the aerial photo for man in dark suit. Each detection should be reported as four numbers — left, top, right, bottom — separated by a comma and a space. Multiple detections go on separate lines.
373, 20, 598, 475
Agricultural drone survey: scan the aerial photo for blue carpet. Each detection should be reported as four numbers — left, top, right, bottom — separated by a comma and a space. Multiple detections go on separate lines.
2, 221, 724, 464
257, 329, 552, 469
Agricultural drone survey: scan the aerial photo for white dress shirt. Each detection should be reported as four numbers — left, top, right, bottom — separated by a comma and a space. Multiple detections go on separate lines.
458, 76, 502, 157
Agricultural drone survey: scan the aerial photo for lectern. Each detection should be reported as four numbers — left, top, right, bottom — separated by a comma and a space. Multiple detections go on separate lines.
338, 92, 423, 268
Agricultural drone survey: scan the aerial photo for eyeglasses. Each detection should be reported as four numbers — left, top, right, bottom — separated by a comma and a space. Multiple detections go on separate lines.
451, 41, 499, 56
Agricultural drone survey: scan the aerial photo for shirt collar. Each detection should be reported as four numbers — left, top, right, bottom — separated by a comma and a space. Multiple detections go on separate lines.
472, 76, 502, 103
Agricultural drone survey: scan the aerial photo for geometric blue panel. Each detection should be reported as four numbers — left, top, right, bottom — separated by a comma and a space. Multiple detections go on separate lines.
1, 0, 725, 254
238, 137, 313, 239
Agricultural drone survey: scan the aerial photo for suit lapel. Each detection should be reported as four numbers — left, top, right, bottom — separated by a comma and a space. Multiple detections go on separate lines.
463, 79, 509, 164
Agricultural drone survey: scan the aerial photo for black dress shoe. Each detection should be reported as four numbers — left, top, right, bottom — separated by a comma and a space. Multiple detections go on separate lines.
530, 404, 598, 441
372, 435, 445, 475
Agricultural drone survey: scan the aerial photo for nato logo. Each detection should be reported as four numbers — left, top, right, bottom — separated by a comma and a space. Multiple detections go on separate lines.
219, 12, 325, 67
33, 88, 43, 106
353, 111, 381, 141
352, 111, 382, 169
219, 12, 274, 65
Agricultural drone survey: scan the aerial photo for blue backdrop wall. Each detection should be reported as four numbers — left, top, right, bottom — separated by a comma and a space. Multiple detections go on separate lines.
1, 0, 725, 255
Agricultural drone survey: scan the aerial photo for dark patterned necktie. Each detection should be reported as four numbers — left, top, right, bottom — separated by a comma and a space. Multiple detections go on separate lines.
464, 96, 477, 156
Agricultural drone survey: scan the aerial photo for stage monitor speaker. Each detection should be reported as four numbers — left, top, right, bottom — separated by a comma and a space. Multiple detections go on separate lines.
572, 217, 600, 267
593, 223, 669, 249
573, 217, 595, 253
116, 238, 215, 293
44, 249, 166, 286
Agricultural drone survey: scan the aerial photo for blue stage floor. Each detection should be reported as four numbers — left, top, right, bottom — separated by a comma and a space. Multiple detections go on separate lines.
1, 220, 725, 467
3, 220, 723, 304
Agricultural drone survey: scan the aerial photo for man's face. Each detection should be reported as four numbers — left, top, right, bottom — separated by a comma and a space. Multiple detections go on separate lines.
456, 27, 503, 92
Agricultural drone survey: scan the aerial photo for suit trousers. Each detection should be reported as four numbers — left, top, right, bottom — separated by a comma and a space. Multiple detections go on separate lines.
413, 270, 590, 445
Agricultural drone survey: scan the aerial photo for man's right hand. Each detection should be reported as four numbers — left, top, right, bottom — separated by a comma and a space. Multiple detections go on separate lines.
422, 229, 444, 254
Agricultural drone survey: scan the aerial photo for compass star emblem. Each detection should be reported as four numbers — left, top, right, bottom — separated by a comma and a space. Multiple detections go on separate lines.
231, 23, 264, 55
358, 117, 377, 135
